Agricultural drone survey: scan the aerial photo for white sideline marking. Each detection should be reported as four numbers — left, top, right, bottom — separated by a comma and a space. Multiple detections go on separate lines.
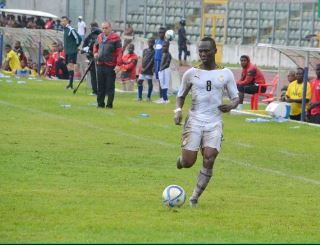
221, 157, 320, 186
1, 99, 319, 186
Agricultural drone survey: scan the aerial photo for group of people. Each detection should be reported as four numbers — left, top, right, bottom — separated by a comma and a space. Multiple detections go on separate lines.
0, 12, 63, 30
2, 41, 38, 76
236, 53, 320, 124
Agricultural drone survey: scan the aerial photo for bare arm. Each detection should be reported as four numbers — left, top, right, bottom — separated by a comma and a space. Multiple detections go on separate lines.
218, 97, 240, 113
174, 85, 191, 125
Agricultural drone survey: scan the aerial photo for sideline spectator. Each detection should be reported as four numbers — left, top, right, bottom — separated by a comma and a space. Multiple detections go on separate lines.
77, 16, 86, 40
123, 24, 134, 49
157, 40, 171, 104
93, 21, 123, 109
236, 55, 266, 110
54, 43, 69, 79
3, 44, 21, 72
35, 16, 45, 29
154, 27, 166, 103
178, 19, 188, 66
14, 41, 28, 65
117, 43, 138, 92
137, 37, 155, 101
54, 19, 63, 31
280, 70, 296, 102
285, 67, 311, 121
309, 64, 320, 124
45, 17, 54, 29
82, 22, 102, 95
61, 16, 82, 89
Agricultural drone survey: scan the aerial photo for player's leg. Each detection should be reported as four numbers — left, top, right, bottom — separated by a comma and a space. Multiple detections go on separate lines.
178, 46, 182, 65
147, 78, 153, 101
66, 53, 77, 89
189, 147, 218, 206
137, 76, 144, 100
177, 117, 201, 169
189, 122, 222, 206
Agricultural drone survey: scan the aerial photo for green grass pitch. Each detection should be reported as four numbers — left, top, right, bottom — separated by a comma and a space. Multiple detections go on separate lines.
0, 76, 319, 243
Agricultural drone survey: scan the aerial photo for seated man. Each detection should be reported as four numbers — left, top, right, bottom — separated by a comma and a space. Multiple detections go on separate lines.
3, 44, 21, 73
236, 55, 266, 110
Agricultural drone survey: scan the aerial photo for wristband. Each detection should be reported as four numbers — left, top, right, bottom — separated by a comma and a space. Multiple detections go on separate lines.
174, 108, 182, 113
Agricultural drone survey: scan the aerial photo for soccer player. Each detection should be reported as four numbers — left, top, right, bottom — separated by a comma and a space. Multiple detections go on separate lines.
154, 27, 166, 103
174, 37, 239, 207
137, 38, 155, 101
158, 40, 172, 103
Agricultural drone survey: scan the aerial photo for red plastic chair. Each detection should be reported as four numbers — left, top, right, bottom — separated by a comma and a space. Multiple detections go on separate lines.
250, 75, 279, 110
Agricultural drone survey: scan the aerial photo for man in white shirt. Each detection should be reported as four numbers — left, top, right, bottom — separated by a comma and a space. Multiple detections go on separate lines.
77, 16, 86, 40
174, 37, 239, 207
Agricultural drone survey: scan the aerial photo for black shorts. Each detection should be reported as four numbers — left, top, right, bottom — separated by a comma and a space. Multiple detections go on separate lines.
237, 83, 266, 94
66, 53, 77, 64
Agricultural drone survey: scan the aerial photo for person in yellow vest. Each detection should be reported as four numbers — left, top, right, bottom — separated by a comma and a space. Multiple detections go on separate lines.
285, 67, 311, 121
3, 44, 21, 73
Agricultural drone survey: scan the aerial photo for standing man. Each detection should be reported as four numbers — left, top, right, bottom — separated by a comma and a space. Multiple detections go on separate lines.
82, 22, 102, 95
308, 64, 320, 124
77, 16, 86, 41
285, 67, 311, 121
174, 37, 239, 207
93, 22, 123, 109
236, 55, 266, 110
154, 27, 166, 103
61, 16, 82, 89
178, 19, 188, 66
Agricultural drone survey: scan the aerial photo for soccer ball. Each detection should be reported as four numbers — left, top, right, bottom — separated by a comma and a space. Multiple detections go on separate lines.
165, 30, 175, 41
162, 185, 186, 208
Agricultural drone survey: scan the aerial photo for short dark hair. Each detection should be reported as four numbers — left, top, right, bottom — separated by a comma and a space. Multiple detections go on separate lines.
297, 67, 304, 74
240, 55, 249, 61
159, 27, 166, 33
43, 49, 50, 56
5, 44, 11, 49
200, 36, 216, 49
61, 16, 69, 20
90, 22, 99, 28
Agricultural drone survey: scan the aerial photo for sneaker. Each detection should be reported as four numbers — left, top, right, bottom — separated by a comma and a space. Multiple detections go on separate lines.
66, 84, 73, 90
164, 100, 170, 104
189, 198, 198, 208
154, 98, 164, 104
176, 156, 183, 169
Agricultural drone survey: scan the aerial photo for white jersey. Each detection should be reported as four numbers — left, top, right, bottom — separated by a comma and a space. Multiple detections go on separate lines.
177, 67, 238, 123
77, 21, 86, 36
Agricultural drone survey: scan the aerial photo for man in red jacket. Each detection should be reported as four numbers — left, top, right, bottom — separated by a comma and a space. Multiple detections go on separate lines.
236, 55, 266, 110
93, 22, 123, 109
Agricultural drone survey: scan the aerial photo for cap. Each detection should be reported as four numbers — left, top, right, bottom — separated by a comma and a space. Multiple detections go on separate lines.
78, 16, 83, 19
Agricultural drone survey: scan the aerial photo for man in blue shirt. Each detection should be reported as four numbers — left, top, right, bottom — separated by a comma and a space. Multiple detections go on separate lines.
154, 27, 166, 103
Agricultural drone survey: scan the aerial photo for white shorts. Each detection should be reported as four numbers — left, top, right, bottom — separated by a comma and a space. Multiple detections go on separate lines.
158, 68, 170, 89
138, 74, 153, 80
181, 117, 223, 152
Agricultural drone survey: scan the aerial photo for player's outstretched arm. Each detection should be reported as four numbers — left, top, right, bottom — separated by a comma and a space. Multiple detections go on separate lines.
174, 96, 185, 125
218, 97, 239, 113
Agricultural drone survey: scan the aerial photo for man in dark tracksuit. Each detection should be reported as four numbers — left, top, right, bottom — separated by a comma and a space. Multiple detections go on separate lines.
93, 22, 123, 109
61, 16, 82, 89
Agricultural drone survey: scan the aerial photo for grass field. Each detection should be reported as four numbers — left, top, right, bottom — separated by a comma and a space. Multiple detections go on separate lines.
1, 76, 320, 243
